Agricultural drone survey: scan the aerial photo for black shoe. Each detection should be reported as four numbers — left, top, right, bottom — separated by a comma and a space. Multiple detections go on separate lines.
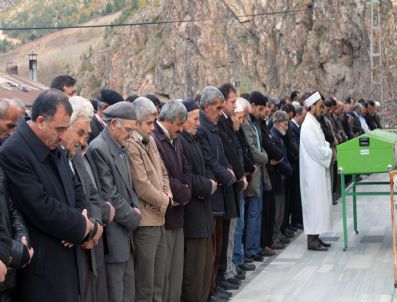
234, 273, 245, 280
236, 266, 246, 275
225, 277, 241, 285
278, 237, 290, 244
252, 254, 264, 262
244, 257, 254, 263
238, 263, 255, 271
318, 237, 331, 248
216, 292, 231, 301
282, 231, 295, 238
269, 243, 285, 250
259, 247, 276, 257
288, 226, 298, 232
220, 280, 239, 290
296, 223, 304, 230
307, 235, 328, 251
208, 295, 228, 302
216, 287, 232, 297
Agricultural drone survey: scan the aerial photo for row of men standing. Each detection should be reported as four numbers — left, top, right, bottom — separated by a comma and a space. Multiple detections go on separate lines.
0, 82, 306, 302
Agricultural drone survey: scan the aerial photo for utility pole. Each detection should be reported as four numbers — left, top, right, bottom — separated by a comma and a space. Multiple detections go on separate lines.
369, 0, 385, 124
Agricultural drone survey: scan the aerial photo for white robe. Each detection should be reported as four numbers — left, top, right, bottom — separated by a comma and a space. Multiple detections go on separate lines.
300, 112, 333, 235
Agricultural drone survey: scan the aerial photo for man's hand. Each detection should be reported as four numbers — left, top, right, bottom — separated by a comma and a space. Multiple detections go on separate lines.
93, 224, 103, 245
61, 241, 74, 248
242, 176, 248, 191
0, 260, 6, 283
133, 207, 141, 215
82, 223, 104, 250
270, 158, 283, 165
107, 202, 115, 224
227, 168, 236, 183
82, 209, 94, 238
64, 209, 94, 249
210, 179, 218, 195
21, 236, 34, 264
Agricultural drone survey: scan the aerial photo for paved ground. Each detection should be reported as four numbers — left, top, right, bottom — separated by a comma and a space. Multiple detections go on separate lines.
230, 174, 397, 302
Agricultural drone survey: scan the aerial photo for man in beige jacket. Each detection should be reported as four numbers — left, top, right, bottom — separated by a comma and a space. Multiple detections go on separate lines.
127, 97, 172, 302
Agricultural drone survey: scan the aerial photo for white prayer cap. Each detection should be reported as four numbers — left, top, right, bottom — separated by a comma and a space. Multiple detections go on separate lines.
304, 91, 322, 107
235, 98, 245, 113
292, 101, 301, 110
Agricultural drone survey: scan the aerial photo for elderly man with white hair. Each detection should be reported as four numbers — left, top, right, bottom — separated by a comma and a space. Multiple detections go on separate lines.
300, 91, 333, 251
126, 97, 172, 302
230, 98, 254, 281
62, 96, 114, 302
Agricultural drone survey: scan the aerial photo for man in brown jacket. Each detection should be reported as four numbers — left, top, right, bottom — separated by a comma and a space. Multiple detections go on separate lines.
127, 97, 172, 302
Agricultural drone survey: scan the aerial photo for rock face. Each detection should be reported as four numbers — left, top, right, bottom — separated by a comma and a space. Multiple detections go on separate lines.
77, 0, 397, 107
0, 0, 14, 11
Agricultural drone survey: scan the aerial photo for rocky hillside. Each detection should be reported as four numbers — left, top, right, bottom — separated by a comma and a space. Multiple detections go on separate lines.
0, 0, 15, 11
76, 0, 397, 109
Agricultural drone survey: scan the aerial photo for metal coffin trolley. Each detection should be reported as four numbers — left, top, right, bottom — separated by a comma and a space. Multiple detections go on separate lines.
337, 129, 397, 285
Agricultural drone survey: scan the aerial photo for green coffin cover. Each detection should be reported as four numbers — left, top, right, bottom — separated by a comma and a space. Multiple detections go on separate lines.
336, 129, 397, 174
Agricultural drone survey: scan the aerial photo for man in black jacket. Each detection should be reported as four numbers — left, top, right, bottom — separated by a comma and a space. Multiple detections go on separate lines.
258, 103, 284, 253
0, 89, 94, 302
217, 84, 246, 290
0, 215, 10, 284
196, 86, 235, 299
179, 100, 217, 302
0, 99, 34, 301
270, 111, 293, 246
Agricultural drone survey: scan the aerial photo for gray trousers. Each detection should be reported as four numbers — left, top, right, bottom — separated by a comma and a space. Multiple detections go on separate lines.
106, 252, 135, 302
134, 226, 166, 302
162, 228, 184, 302
225, 218, 237, 280
182, 237, 213, 302
273, 193, 286, 242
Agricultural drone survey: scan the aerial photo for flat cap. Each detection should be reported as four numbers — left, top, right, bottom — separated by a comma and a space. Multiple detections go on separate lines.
103, 101, 136, 121
182, 99, 200, 112
100, 88, 124, 105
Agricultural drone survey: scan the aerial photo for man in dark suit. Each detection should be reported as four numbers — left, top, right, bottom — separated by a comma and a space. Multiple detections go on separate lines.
196, 86, 235, 300
63, 96, 114, 302
0, 89, 94, 302
288, 106, 305, 228
217, 83, 245, 289
88, 89, 124, 144
0, 215, 10, 283
0, 99, 34, 301
87, 101, 141, 302
179, 100, 217, 302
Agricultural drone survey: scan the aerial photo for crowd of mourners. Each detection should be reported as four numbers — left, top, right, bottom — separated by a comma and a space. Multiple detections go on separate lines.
0, 75, 383, 302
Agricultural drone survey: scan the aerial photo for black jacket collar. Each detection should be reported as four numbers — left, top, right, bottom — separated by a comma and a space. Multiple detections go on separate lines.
17, 120, 59, 162
200, 111, 218, 132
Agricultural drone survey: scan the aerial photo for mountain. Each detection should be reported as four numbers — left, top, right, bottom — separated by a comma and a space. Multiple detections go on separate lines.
76, 0, 397, 109
1, 0, 396, 127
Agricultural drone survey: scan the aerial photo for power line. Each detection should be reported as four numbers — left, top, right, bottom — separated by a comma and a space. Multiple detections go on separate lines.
0, 7, 310, 31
